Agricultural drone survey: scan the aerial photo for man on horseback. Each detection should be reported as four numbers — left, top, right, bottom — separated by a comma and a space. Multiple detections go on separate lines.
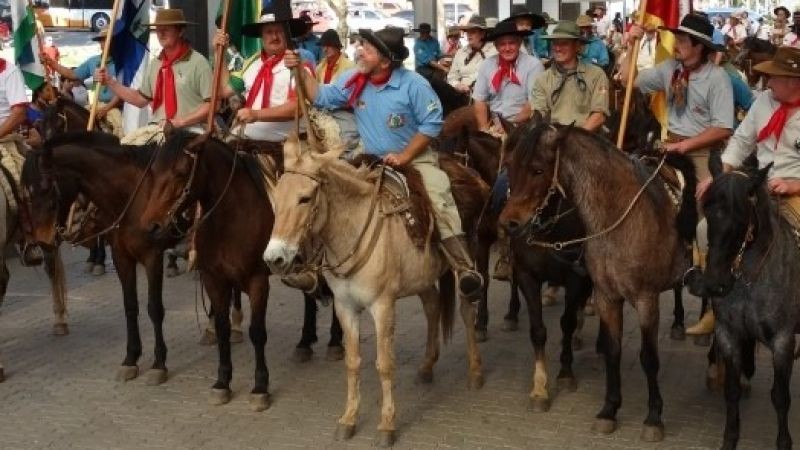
502, 6, 546, 58
284, 27, 484, 301
95, 9, 213, 143
576, 15, 610, 70
472, 20, 544, 134
413, 23, 445, 81
446, 15, 496, 95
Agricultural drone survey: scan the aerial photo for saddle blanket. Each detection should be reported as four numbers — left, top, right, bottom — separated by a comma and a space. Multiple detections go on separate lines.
0, 134, 28, 216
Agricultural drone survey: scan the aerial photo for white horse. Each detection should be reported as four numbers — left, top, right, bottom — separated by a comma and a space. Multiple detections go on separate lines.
264, 134, 484, 447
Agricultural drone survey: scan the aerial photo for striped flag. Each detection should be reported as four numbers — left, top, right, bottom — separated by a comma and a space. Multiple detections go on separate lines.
111, 0, 149, 87
10, 0, 45, 90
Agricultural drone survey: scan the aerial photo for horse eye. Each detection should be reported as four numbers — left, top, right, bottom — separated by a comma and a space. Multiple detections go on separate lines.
298, 195, 312, 205
533, 169, 544, 175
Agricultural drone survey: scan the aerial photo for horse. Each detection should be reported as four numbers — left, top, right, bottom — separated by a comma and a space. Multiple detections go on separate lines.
137, 130, 343, 411
732, 36, 776, 88
693, 165, 799, 450
499, 123, 697, 441
262, 134, 485, 446
428, 76, 471, 118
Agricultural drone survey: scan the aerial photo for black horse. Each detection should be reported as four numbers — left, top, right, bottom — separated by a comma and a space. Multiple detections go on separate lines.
695, 164, 799, 450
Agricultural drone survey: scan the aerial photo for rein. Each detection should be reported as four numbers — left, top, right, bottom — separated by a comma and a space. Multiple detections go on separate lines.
730, 187, 776, 282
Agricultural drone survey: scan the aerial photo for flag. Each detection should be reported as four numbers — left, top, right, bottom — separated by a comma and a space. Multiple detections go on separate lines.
218, 0, 262, 58
640, 0, 692, 134
111, 0, 149, 87
10, 0, 45, 90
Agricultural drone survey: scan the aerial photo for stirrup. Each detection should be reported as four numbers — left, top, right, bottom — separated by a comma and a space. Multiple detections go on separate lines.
17, 242, 44, 267
458, 269, 484, 303
492, 255, 511, 281
281, 271, 319, 293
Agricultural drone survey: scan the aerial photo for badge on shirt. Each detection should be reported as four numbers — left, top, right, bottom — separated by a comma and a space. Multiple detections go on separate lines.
795, 137, 800, 151
356, 100, 366, 109
427, 100, 440, 112
387, 113, 405, 128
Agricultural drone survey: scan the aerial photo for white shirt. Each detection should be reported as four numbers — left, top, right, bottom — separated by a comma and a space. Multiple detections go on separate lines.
0, 63, 29, 124
636, 33, 657, 71
446, 42, 497, 88
721, 23, 748, 44
231, 55, 311, 142
755, 23, 771, 41
595, 16, 612, 37
722, 90, 800, 180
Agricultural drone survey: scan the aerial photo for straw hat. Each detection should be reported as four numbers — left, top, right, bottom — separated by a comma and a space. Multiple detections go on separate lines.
143, 9, 196, 27
447, 26, 461, 37
458, 15, 490, 30
753, 47, 800, 77
575, 15, 594, 28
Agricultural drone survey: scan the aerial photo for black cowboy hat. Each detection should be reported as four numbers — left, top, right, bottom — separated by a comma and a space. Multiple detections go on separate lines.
486, 20, 533, 41
299, 10, 319, 26
359, 27, 409, 62
774, 6, 790, 17
458, 15, 491, 31
317, 29, 343, 48
660, 13, 716, 50
501, 5, 546, 30
413, 22, 435, 33
241, 4, 306, 38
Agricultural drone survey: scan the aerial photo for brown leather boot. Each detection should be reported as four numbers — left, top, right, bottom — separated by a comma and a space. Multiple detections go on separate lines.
441, 235, 484, 303
686, 310, 715, 335
493, 234, 512, 281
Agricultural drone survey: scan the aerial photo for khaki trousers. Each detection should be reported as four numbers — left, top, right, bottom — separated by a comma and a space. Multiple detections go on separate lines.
411, 150, 463, 240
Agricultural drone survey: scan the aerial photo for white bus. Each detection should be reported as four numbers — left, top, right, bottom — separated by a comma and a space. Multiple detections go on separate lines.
34, 0, 114, 31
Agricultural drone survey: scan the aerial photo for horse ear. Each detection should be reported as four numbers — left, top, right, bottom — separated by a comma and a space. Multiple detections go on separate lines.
283, 132, 303, 168
708, 150, 724, 179
531, 111, 544, 127
749, 163, 772, 194
164, 120, 175, 138
185, 132, 210, 154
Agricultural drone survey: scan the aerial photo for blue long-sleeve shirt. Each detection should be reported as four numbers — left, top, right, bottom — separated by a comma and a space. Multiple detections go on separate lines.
414, 37, 441, 68
579, 37, 609, 69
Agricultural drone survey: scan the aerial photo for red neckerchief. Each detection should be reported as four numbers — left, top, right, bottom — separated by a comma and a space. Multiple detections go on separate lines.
757, 98, 800, 146
343, 69, 392, 108
0, 58, 6, 74
446, 40, 459, 55
245, 50, 286, 109
670, 61, 703, 109
323, 54, 340, 84
491, 57, 520, 92
151, 41, 191, 120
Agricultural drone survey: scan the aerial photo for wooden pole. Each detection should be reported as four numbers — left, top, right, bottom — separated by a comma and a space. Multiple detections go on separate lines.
207, 0, 231, 133
27, 0, 50, 83
87, 0, 122, 131
616, 0, 650, 149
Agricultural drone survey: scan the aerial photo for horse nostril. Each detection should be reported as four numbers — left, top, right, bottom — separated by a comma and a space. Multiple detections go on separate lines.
272, 256, 285, 268
505, 220, 520, 232
148, 223, 161, 235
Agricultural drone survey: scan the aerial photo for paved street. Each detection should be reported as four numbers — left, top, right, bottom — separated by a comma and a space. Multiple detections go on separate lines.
0, 246, 797, 450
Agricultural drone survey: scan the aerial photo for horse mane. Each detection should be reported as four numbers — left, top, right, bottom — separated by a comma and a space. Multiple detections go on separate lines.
706, 171, 775, 254
55, 95, 89, 116
45, 130, 119, 149
44, 130, 161, 169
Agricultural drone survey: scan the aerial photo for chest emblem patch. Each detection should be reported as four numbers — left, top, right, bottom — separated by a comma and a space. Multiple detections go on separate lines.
427, 100, 440, 112
387, 113, 405, 128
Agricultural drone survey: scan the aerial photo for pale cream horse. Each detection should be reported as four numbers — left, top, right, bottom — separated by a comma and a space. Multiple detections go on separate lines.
263, 134, 483, 447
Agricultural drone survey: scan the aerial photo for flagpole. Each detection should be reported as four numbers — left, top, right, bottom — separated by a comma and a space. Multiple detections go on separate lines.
208, 0, 231, 133
87, 0, 122, 131
616, 0, 650, 150
26, 0, 50, 83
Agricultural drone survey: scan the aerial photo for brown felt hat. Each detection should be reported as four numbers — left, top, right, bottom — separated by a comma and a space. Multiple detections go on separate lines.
753, 47, 800, 77
143, 9, 196, 27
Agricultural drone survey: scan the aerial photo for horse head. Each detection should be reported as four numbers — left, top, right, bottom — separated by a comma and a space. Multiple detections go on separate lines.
38, 96, 90, 143
498, 121, 569, 236
700, 163, 771, 297
20, 144, 63, 248
263, 133, 344, 274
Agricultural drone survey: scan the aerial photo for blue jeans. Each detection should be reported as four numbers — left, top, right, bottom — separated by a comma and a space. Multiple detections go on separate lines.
490, 168, 509, 215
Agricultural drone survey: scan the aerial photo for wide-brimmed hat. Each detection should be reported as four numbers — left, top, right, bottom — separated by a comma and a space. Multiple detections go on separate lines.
540, 20, 588, 42
241, 5, 306, 38
447, 26, 461, 37
413, 23, 435, 33
541, 12, 557, 25
660, 14, 716, 50
753, 47, 800, 77
486, 20, 533, 41
143, 8, 196, 27
459, 15, 490, 30
359, 27, 409, 62
317, 29, 343, 48
775, 6, 791, 17
575, 15, 594, 28
91, 27, 110, 41
501, 5, 546, 29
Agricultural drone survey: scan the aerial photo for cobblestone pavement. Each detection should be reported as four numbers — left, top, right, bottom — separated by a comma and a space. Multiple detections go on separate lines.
0, 247, 797, 450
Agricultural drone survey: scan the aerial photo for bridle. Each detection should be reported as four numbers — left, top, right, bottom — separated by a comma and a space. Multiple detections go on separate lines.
724, 172, 774, 282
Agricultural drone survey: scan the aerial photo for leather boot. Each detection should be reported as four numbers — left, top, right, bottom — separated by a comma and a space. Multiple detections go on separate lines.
440, 235, 484, 303
493, 233, 512, 281
686, 309, 715, 335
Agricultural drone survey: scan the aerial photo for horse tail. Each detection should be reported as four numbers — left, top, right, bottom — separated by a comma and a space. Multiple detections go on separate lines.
44, 246, 68, 326
666, 153, 698, 243
438, 271, 456, 344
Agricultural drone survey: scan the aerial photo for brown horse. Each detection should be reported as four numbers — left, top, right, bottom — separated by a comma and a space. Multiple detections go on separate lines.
499, 123, 697, 442
263, 135, 485, 446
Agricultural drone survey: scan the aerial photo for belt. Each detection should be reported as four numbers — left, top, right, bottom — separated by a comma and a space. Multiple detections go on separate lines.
666, 132, 724, 152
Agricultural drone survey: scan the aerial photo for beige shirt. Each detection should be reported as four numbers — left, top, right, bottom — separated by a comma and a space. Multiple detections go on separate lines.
446, 42, 496, 88
722, 90, 800, 180
139, 49, 212, 127
531, 62, 610, 127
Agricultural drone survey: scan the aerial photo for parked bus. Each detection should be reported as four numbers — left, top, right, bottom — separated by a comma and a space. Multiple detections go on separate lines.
33, 0, 114, 31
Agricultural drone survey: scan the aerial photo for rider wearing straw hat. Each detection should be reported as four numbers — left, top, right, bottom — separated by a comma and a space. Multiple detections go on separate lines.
284, 27, 485, 302
446, 15, 496, 94
95, 8, 213, 143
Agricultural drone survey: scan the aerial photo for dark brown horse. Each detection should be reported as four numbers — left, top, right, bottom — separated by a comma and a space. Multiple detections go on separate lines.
499, 123, 697, 441
137, 130, 341, 410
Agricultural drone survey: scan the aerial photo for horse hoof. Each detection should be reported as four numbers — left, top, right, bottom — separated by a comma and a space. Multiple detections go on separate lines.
693, 333, 712, 347
145, 369, 168, 386
292, 347, 313, 363
326, 345, 345, 361
335, 423, 356, 441
249, 393, 271, 412
83, 262, 94, 274
557, 376, 578, 392
502, 319, 518, 332
52, 323, 69, 336
376, 430, 395, 448
468, 374, 484, 390
572, 335, 583, 351
92, 264, 106, 276
198, 330, 216, 346
474, 329, 488, 343
416, 370, 433, 384
583, 304, 596, 316
592, 418, 617, 435
528, 396, 551, 412
115, 365, 139, 382
165, 266, 179, 278
640, 424, 665, 442
208, 388, 231, 406
230, 330, 244, 344
670, 325, 686, 341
